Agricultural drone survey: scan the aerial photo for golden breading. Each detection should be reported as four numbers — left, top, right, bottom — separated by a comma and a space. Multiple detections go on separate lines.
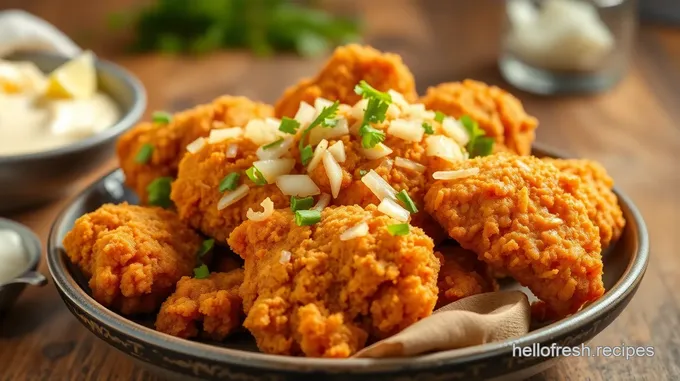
424, 153, 604, 318
274, 44, 417, 118
171, 137, 288, 244
227, 205, 440, 357
435, 245, 498, 308
419, 80, 538, 155
155, 269, 244, 340
544, 158, 625, 249
62, 203, 202, 315
117, 96, 273, 203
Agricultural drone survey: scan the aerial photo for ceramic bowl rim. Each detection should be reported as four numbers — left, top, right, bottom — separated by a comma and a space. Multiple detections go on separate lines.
0, 218, 43, 278
46, 145, 649, 373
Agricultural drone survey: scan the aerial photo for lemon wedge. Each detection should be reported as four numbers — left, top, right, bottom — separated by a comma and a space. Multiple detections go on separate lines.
45, 51, 96, 99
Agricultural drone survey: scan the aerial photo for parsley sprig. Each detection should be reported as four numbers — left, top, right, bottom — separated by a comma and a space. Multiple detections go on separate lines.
459, 115, 494, 158
354, 80, 390, 148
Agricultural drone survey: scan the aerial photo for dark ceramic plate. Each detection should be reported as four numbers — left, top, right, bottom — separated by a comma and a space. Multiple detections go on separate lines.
47, 146, 649, 381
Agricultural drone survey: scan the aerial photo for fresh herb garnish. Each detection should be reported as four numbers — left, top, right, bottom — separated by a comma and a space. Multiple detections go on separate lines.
354, 80, 390, 148
354, 81, 392, 103
298, 101, 340, 154
245, 166, 267, 186
434, 111, 446, 123
146, 176, 173, 208
218, 172, 240, 192
135, 143, 154, 164
295, 209, 321, 226
359, 124, 385, 149
300, 145, 314, 166
152, 111, 172, 124
279, 117, 300, 134
359, 169, 368, 177
387, 223, 410, 236
422, 122, 434, 135
193, 264, 210, 279
459, 115, 494, 158
396, 190, 418, 214
290, 196, 314, 212
197, 239, 215, 258
262, 138, 284, 150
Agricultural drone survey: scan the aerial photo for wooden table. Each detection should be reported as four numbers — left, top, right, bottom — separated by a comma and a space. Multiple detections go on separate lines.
1, 1, 679, 380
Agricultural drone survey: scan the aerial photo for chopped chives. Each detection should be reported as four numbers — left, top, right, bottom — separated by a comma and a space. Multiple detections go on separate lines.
197, 239, 215, 258
396, 190, 418, 213
387, 223, 409, 236
290, 196, 314, 212
460, 115, 494, 158
135, 143, 154, 164
279, 117, 300, 134
434, 111, 445, 123
219, 172, 240, 192
245, 166, 267, 186
146, 176, 173, 208
262, 138, 284, 150
300, 144, 314, 166
152, 111, 172, 124
295, 209, 321, 226
422, 122, 434, 135
193, 264, 210, 279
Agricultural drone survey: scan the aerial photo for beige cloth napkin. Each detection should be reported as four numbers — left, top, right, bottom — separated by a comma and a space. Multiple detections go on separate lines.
353, 291, 530, 358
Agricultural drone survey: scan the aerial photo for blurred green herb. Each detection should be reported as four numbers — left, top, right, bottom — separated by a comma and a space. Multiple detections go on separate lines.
108, 0, 361, 57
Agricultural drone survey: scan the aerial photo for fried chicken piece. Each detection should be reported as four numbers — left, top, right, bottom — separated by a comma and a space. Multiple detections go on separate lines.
544, 158, 625, 249
171, 136, 289, 244
274, 44, 417, 118
420, 80, 538, 155
62, 203, 202, 314
117, 96, 273, 203
424, 153, 604, 318
435, 245, 498, 308
228, 205, 440, 357
155, 269, 244, 340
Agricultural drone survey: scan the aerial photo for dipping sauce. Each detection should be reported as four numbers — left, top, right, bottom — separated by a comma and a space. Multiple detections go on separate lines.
0, 229, 28, 284
0, 53, 121, 156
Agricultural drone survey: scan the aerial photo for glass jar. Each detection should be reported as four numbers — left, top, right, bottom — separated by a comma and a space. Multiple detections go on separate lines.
499, 0, 637, 95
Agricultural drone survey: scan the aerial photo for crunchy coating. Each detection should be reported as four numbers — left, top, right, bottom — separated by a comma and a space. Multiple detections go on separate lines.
228, 205, 440, 357
171, 136, 288, 244
155, 269, 244, 340
117, 96, 273, 203
435, 245, 498, 308
62, 203, 202, 315
424, 153, 604, 317
419, 80, 538, 155
545, 158, 625, 249
274, 44, 417, 118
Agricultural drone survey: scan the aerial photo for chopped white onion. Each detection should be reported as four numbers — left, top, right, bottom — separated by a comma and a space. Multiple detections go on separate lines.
425, 135, 465, 162
312, 193, 331, 211
378, 198, 410, 222
217, 184, 249, 210
361, 143, 393, 160
309, 117, 349, 145
186, 137, 206, 154
256, 136, 294, 160
322, 151, 343, 198
208, 127, 243, 144
253, 158, 295, 184
361, 170, 397, 201
386, 104, 401, 119
442, 117, 470, 145
327, 140, 346, 162
340, 222, 369, 241
212, 121, 226, 129
351, 99, 368, 120
226, 143, 239, 158
244, 119, 279, 146
276, 175, 321, 197
387, 119, 424, 142
279, 250, 292, 264
315, 97, 333, 111
408, 103, 436, 120
265, 117, 281, 129
388, 90, 409, 108
395, 157, 426, 173
433, 168, 480, 180
294, 101, 317, 126
246, 197, 274, 221
307, 139, 328, 172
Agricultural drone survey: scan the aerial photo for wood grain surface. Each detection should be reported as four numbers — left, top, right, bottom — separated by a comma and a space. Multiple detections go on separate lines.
0, 0, 678, 380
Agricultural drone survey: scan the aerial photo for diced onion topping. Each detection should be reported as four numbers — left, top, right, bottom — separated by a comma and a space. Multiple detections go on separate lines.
407, 103, 435, 120
442, 117, 470, 146
315, 97, 333, 112
294, 101, 316, 126
226, 143, 238, 158
395, 157, 426, 173
256, 136, 294, 160
312, 193, 331, 211
276, 175, 321, 197
280, 250, 292, 264
244, 119, 279, 146
208, 127, 242, 144
306, 139, 328, 172
361, 170, 397, 201
322, 151, 343, 198
386, 103, 401, 119
432, 168, 480, 180
327, 140, 346, 162
361, 143, 393, 160
340, 222, 369, 241
378, 197, 410, 222
309, 117, 349, 145
217, 184, 249, 210
388, 90, 409, 109
387, 119, 424, 142
246, 197, 274, 221
186, 137, 206, 154
253, 158, 295, 184
425, 135, 465, 162
351, 99, 368, 120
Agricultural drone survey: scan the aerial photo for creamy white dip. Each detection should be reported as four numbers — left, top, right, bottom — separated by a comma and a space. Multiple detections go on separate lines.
0, 229, 28, 284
